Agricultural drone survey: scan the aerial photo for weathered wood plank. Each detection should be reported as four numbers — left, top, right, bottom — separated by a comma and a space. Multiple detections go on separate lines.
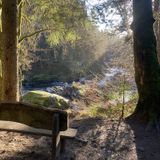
60, 128, 77, 139
0, 120, 52, 136
0, 102, 68, 131
0, 121, 77, 138
52, 114, 60, 160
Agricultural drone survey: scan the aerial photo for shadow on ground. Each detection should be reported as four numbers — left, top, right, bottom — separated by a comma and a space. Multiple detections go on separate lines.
61, 117, 160, 160
125, 116, 160, 160
61, 117, 135, 160
0, 117, 160, 160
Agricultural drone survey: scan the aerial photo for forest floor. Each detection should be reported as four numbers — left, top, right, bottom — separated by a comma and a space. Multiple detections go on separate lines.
0, 81, 160, 160
0, 116, 160, 160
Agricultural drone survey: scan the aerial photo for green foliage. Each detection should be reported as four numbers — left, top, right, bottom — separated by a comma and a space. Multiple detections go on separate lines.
29, 74, 60, 84
90, 0, 132, 34
47, 30, 79, 46
87, 102, 136, 119
107, 92, 118, 101
17, 0, 89, 74
89, 104, 108, 117
25, 0, 88, 45
130, 92, 138, 102
71, 82, 86, 96
79, 76, 137, 119
24, 25, 109, 83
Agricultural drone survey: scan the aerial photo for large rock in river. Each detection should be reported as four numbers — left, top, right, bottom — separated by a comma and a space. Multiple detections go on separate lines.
22, 90, 70, 109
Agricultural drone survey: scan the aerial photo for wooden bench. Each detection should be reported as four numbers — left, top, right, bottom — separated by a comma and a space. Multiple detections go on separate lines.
0, 103, 77, 160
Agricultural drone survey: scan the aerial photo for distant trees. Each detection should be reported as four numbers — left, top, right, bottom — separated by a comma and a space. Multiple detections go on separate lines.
90, 0, 132, 38
24, 25, 109, 84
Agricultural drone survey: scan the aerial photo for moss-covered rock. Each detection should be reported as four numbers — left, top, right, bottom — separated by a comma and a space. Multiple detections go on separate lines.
22, 90, 70, 109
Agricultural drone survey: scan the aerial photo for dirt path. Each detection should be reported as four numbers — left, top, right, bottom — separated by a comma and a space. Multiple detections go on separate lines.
0, 117, 160, 160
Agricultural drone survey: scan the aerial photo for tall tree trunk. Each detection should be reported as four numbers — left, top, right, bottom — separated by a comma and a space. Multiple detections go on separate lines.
1, 0, 19, 102
0, 6, 2, 101
0, 32, 2, 101
154, 0, 160, 63
132, 0, 160, 121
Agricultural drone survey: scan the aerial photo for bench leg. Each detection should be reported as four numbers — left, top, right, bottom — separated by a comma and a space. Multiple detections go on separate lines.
52, 114, 60, 160
60, 139, 66, 153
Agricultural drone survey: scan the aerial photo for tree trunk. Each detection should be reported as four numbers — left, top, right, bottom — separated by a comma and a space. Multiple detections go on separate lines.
1, 0, 19, 102
0, 6, 2, 101
0, 32, 2, 101
132, 0, 160, 121
154, 0, 160, 63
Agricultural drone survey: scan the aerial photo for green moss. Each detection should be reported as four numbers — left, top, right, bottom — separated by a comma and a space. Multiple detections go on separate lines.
21, 90, 70, 109
71, 82, 86, 96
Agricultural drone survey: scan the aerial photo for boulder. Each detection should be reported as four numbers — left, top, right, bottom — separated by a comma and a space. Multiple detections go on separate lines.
21, 90, 70, 109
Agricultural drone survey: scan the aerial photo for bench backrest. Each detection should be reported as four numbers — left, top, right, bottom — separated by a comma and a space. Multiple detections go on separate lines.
0, 102, 68, 131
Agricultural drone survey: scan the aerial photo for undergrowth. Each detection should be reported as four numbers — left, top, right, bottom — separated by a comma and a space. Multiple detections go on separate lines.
76, 76, 138, 120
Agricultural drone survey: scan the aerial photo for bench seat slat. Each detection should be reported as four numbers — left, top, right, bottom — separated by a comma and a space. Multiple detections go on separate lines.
60, 128, 77, 139
0, 120, 52, 136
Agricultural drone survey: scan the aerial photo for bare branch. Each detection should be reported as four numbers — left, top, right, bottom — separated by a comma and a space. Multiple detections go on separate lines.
18, 28, 53, 43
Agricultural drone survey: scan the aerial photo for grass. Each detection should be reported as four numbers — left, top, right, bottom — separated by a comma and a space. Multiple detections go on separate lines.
87, 102, 136, 119
76, 80, 138, 120
64, 77, 138, 120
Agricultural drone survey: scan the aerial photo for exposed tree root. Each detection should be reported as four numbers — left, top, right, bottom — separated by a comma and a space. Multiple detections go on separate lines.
146, 119, 160, 133
126, 111, 160, 133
